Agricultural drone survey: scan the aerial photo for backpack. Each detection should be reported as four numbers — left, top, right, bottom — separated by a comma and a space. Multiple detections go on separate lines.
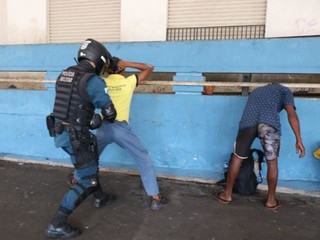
217, 149, 265, 196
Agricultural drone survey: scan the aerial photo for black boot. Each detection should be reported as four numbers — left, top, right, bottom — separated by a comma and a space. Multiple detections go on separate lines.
45, 211, 81, 238
93, 189, 117, 208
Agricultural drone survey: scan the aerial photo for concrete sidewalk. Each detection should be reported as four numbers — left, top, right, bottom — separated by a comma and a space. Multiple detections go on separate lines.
0, 160, 319, 240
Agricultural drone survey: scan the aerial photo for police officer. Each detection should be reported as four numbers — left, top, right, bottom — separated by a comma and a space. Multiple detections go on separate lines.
45, 39, 117, 238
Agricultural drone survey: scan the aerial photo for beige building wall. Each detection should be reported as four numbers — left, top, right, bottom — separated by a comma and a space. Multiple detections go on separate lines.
1, 0, 320, 44
120, 0, 168, 42
0, 0, 8, 44
266, 0, 320, 37
0, 0, 46, 44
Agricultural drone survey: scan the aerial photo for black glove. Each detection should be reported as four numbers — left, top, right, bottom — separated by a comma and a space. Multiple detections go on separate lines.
89, 114, 102, 130
101, 103, 117, 122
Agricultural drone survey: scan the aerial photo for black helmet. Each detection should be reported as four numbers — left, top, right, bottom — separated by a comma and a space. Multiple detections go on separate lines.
77, 38, 112, 75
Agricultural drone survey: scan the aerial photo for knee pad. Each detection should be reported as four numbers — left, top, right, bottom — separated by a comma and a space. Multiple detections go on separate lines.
71, 182, 99, 208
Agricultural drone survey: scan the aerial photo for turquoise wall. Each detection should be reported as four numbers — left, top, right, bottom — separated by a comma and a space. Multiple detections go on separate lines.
0, 37, 320, 191
1, 37, 320, 74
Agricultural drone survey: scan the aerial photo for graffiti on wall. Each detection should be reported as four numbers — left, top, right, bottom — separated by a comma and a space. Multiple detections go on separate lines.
295, 18, 319, 36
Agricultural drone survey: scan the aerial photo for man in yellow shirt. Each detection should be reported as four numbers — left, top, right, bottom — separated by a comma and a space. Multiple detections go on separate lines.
96, 57, 168, 210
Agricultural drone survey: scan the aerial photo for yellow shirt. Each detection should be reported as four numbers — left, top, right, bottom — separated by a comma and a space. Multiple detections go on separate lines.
104, 74, 137, 123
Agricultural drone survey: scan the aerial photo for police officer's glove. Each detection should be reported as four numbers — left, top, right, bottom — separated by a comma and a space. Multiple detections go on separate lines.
89, 114, 102, 130
101, 103, 117, 123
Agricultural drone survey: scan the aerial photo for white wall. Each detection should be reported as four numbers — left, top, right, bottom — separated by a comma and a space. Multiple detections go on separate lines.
0, 0, 168, 44
266, 0, 320, 38
1, 0, 320, 44
0, 0, 46, 44
120, 0, 168, 42
0, 0, 8, 44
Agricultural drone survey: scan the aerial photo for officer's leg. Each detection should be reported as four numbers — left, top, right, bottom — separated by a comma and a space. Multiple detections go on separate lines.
66, 122, 111, 186
46, 132, 107, 238
72, 130, 116, 208
65, 126, 116, 204
46, 165, 99, 238
66, 123, 117, 208
90, 171, 117, 208
61, 166, 100, 209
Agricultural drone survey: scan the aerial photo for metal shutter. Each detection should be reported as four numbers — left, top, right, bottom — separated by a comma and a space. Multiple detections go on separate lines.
167, 0, 266, 40
168, 0, 267, 28
48, 0, 120, 43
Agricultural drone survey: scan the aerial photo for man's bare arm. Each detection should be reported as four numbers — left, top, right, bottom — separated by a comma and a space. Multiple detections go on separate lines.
118, 61, 154, 83
285, 104, 305, 158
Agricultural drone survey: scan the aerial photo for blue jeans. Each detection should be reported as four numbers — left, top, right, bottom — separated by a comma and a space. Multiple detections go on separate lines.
96, 120, 160, 196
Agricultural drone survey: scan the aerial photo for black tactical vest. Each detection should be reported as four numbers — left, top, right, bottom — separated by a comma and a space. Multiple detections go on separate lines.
53, 67, 95, 127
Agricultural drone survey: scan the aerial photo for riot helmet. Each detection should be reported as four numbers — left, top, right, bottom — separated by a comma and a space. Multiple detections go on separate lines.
77, 38, 112, 75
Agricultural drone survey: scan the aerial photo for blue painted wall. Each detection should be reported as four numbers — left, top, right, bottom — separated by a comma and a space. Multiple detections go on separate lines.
1, 37, 320, 74
0, 37, 320, 191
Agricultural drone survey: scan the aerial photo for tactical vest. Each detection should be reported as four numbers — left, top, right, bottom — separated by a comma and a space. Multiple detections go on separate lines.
53, 68, 95, 127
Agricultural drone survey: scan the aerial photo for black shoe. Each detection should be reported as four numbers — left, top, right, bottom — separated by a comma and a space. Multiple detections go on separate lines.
45, 223, 81, 238
150, 195, 169, 211
94, 193, 117, 208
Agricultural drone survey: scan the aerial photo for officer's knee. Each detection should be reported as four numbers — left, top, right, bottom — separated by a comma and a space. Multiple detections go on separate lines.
71, 182, 99, 208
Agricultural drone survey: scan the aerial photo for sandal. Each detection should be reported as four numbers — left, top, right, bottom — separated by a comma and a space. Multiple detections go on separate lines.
265, 199, 280, 210
213, 192, 231, 204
